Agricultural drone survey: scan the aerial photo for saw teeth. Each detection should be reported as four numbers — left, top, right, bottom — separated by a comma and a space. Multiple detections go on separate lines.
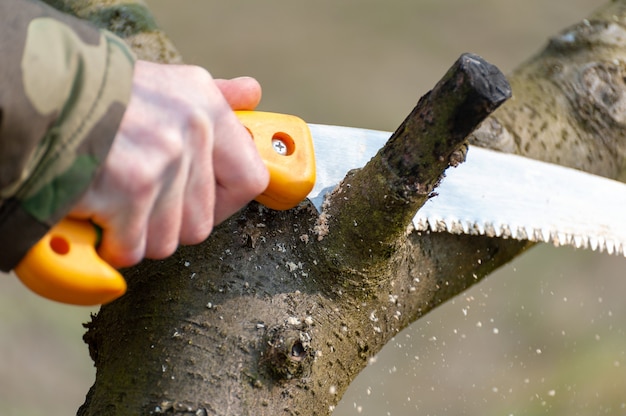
555, 232, 568, 247
603, 239, 622, 256
413, 218, 626, 257
483, 222, 496, 238
447, 220, 465, 235
572, 235, 583, 249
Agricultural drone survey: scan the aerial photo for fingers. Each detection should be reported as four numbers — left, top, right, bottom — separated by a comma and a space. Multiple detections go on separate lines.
98, 221, 148, 269
178, 113, 216, 245
207, 76, 269, 224
211, 108, 270, 224
70, 62, 268, 268
72, 124, 178, 267
215, 77, 262, 110
94, 85, 264, 266
72, 159, 153, 269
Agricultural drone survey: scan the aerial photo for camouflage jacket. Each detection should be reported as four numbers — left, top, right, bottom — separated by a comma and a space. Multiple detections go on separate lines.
0, 0, 135, 271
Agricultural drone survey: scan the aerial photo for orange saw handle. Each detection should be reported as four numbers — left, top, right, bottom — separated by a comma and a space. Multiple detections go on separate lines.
13, 218, 126, 306
237, 111, 315, 210
12, 111, 315, 306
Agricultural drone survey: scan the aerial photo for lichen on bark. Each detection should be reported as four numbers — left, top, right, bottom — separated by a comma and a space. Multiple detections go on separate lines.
42, 0, 182, 63
470, 1, 626, 180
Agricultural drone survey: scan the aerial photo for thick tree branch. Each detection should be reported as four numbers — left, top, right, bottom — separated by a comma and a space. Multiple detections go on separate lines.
471, 1, 626, 180
318, 54, 510, 271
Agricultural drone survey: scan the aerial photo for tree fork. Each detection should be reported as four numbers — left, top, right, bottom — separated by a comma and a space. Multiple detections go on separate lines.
77, 53, 509, 415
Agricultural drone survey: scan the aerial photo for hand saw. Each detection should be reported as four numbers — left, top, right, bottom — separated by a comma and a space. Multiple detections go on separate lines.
12, 111, 626, 305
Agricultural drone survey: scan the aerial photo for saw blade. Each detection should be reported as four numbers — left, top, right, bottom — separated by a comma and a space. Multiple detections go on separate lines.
306, 124, 626, 256
412, 146, 626, 256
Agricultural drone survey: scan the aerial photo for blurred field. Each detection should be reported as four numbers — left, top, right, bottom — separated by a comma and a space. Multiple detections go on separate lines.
2, 0, 625, 415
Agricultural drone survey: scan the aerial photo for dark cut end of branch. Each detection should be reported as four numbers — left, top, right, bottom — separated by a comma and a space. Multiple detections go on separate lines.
320, 53, 510, 269
381, 53, 511, 195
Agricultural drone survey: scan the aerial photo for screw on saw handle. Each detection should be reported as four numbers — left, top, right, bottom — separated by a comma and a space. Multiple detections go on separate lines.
236, 111, 316, 210
12, 111, 316, 305
13, 218, 127, 305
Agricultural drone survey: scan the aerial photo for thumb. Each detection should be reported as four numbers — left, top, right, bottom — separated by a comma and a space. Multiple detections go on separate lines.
215, 76, 262, 110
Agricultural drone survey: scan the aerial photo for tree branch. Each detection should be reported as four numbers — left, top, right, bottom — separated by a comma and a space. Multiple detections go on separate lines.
471, 1, 626, 180
319, 54, 510, 271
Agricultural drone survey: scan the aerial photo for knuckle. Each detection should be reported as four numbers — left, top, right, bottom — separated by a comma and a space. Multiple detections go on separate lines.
159, 128, 186, 159
105, 155, 157, 200
181, 220, 214, 246
115, 134, 186, 200
102, 236, 145, 269
119, 251, 144, 268
186, 64, 212, 82
187, 108, 214, 146
146, 239, 179, 261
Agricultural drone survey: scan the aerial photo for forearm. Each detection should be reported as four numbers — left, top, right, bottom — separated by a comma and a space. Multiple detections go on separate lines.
0, 0, 135, 271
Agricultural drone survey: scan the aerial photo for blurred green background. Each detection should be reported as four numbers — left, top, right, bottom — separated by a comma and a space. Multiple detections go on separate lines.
2, 1, 625, 415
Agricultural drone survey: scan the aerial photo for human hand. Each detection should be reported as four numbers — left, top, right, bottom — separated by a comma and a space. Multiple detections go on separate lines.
70, 60, 269, 268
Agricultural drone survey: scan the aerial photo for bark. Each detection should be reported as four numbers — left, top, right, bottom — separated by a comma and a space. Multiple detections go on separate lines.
52, 0, 626, 415
470, 3, 626, 180
42, 0, 182, 63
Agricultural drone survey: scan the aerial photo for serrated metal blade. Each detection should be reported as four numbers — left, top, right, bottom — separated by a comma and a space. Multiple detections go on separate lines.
412, 146, 626, 256
306, 123, 626, 256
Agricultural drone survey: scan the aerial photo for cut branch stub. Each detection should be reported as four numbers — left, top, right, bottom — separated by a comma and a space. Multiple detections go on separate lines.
318, 53, 511, 271
383, 53, 511, 193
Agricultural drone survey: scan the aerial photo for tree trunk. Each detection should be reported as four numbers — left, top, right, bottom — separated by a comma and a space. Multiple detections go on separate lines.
48, 0, 626, 414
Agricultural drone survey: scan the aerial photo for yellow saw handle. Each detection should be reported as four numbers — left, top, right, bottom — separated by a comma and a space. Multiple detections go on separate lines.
12, 111, 315, 305
13, 218, 126, 306
236, 111, 315, 210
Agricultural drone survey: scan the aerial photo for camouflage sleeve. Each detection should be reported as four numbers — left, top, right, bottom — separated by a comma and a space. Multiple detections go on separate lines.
0, 0, 135, 271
